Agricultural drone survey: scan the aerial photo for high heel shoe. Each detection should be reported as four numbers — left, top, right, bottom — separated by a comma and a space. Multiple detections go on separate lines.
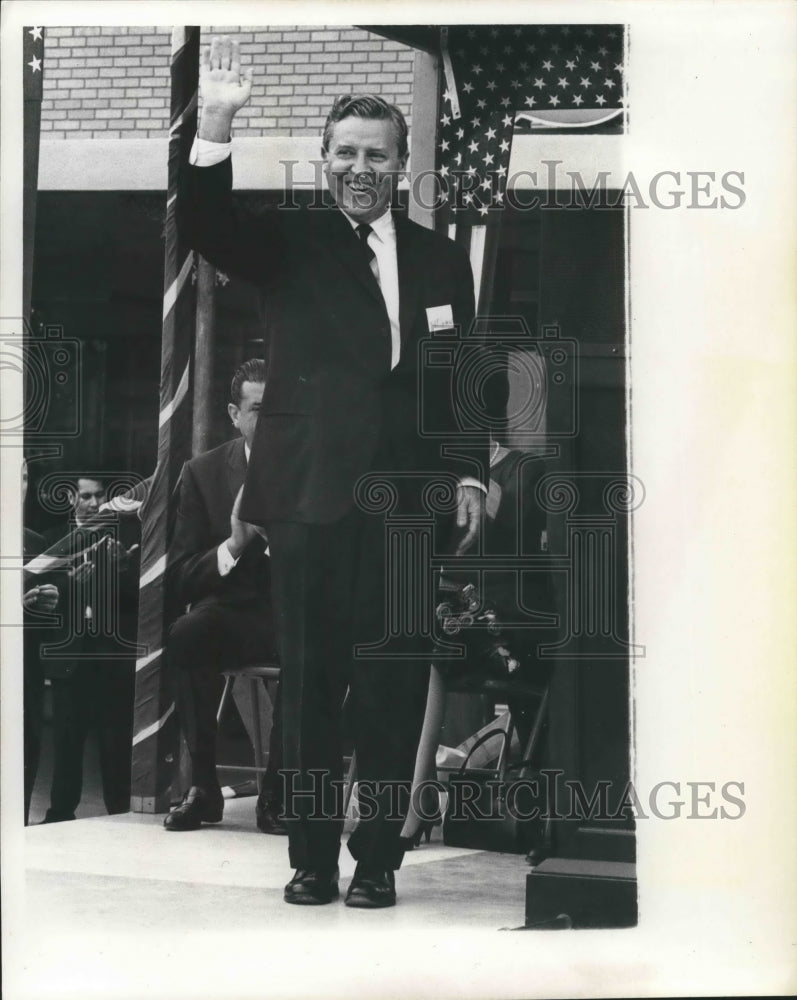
402, 784, 443, 849
410, 814, 441, 847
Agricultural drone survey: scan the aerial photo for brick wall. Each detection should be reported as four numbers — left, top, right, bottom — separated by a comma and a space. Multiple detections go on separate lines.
41, 26, 416, 140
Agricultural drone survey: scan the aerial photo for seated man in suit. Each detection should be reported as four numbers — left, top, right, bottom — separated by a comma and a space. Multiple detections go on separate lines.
163, 358, 284, 834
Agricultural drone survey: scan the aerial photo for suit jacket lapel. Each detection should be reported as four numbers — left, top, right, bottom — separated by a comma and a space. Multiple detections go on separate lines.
226, 437, 247, 505
323, 208, 385, 306
394, 213, 424, 352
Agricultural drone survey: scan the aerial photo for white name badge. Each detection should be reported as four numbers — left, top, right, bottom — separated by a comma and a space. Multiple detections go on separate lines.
426, 304, 454, 331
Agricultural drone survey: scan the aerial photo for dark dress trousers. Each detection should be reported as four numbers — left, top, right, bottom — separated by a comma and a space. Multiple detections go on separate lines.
166, 437, 281, 797
43, 514, 140, 821
180, 157, 485, 871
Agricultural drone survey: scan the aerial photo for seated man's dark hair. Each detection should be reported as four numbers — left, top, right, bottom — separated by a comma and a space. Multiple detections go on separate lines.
230, 358, 267, 406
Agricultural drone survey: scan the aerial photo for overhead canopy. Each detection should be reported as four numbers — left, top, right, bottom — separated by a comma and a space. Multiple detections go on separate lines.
357, 26, 440, 53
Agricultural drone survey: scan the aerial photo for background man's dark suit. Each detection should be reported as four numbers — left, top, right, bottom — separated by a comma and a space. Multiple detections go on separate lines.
167, 436, 281, 802
181, 157, 484, 874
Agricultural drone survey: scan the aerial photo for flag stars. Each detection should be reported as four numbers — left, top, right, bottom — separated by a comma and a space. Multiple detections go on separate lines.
573, 94, 584, 106
502, 114, 513, 127
598, 46, 608, 56
456, 127, 465, 139
565, 59, 577, 70
499, 96, 512, 107
595, 94, 606, 106
478, 205, 489, 217
524, 95, 537, 107
440, 139, 450, 151
485, 127, 497, 140
28, 54, 42, 73
590, 60, 601, 72
496, 63, 506, 73
533, 77, 546, 89
580, 76, 592, 88
557, 76, 570, 88
542, 59, 553, 71
472, 64, 483, 75
440, 113, 451, 126
499, 139, 510, 152
29, 26, 43, 40
486, 80, 497, 91
511, 79, 522, 89
462, 81, 474, 94
615, 63, 624, 73
470, 116, 481, 128
483, 152, 495, 165
468, 140, 479, 153
549, 94, 560, 106
604, 78, 615, 89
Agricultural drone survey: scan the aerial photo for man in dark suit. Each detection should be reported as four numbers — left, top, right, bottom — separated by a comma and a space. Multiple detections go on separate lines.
163, 358, 284, 834
179, 37, 486, 907
41, 472, 140, 823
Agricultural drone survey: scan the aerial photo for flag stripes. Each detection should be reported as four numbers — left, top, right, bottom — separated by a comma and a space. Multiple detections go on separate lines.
131, 26, 201, 811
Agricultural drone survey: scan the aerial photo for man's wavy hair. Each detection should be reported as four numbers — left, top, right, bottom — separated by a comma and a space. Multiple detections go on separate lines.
322, 94, 409, 162
230, 358, 266, 407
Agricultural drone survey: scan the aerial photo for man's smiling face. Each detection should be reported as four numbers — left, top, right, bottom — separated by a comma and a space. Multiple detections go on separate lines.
322, 116, 407, 224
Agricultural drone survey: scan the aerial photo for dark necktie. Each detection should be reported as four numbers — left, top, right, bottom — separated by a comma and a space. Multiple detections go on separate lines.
356, 223, 376, 266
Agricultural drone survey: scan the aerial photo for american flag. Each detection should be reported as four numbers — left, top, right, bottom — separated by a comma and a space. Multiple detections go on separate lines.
23, 26, 45, 320
437, 25, 625, 225
23, 25, 44, 99
130, 26, 200, 812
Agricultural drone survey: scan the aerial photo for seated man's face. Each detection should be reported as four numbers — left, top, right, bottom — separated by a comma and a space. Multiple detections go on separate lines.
323, 116, 407, 224
74, 478, 106, 521
228, 380, 265, 449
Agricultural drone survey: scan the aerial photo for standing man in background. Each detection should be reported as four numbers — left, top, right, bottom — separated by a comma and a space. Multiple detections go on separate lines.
179, 37, 485, 907
41, 472, 140, 823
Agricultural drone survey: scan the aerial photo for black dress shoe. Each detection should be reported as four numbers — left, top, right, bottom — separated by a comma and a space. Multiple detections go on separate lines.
39, 812, 76, 824
163, 786, 223, 831
255, 796, 288, 836
283, 867, 340, 905
345, 863, 396, 909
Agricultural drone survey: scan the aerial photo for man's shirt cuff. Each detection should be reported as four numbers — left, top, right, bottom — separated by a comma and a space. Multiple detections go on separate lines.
190, 134, 232, 167
217, 540, 239, 577
459, 477, 487, 494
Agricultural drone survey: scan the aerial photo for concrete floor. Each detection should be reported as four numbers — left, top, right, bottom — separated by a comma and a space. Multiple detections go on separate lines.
11, 798, 548, 1000
24, 798, 528, 932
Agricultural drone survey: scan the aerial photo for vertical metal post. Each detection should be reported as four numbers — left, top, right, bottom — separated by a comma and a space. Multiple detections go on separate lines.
191, 256, 216, 456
